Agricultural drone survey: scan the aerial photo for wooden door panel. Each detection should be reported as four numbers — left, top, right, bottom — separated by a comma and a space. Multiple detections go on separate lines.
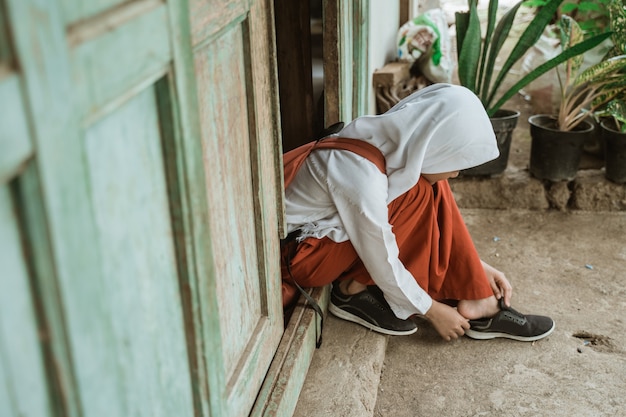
60, 0, 128, 24
188, 0, 247, 46
0, 7, 53, 416
193, 3, 283, 414
64, 84, 195, 417
0, 186, 53, 417
69, 3, 170, 119
0, 74, 32, 182
195, 24, 262, 379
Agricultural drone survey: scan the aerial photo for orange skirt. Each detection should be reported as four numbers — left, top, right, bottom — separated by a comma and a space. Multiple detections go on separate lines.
281, 177, 493, 308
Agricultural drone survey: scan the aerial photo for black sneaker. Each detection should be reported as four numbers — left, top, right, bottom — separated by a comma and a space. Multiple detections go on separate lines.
328, 284, 418, 336
465, 298, 555, 342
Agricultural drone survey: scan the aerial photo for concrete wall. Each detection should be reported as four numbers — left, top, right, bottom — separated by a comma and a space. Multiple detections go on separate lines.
367, 0, 402, 114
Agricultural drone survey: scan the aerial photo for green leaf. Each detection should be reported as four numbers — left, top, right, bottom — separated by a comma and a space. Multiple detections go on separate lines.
578, 20, 604, 33
561, 2, 579, 13
486, 0, 565, 108
481, 1, 523, 102
487, 31, 613, 116
559, 15, 585, 75
456, 0, 482, 93
478, 0, 501, 96
455, 11, 470, 61
578, 2, 602, 12
591, 80, 626, 107
609, 0, 626, 53
522, 0, 550, 6
599, 99, 626, 131
573, 54, 626, 87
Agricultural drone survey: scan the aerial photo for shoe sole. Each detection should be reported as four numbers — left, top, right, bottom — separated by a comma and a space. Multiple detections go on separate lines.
328, 303, 418, 336
465, 321, 556, 342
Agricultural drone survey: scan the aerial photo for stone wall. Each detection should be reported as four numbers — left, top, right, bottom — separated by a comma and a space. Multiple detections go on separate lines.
451, 169, 626, 211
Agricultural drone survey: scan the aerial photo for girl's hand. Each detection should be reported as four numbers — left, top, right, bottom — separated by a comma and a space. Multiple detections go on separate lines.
481, 260, 512, 307
424, 300, 470, 341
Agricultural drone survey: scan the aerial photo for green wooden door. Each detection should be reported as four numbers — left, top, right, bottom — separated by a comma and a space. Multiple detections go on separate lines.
187, 0, 284, 415
1, 0, 283, 416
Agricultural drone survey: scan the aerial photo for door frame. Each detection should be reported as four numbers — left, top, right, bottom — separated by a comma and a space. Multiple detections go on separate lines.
323, 0, 370, 125
252, 1, 371, 415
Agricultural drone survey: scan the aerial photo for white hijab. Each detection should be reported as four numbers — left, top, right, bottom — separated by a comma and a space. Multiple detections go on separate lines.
335, 83, 499, 202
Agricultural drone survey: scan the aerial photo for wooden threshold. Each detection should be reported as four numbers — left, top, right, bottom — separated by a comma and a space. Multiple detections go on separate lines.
250, 285, 330, 417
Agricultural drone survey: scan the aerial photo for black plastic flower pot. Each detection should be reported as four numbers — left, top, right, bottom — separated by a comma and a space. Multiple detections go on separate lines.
528, 115, 593, 181
462, 109, 520, 176
601, 119, 626, 184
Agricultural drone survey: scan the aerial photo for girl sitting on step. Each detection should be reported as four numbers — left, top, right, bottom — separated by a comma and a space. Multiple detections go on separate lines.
281, 84, 554, 342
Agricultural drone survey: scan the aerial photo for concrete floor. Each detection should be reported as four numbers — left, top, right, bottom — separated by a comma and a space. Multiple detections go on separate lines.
294, 209, 626, 417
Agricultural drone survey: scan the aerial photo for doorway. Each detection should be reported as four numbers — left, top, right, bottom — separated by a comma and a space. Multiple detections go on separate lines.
273, 0, 327, 152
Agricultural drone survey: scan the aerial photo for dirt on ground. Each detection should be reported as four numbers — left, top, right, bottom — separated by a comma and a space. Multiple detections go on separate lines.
374, 209, 626, 417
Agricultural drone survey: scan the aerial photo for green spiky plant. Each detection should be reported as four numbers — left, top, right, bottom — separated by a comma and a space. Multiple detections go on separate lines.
555, 10, 626, 132
592, 0, 626, 132
455, 0, 612, 117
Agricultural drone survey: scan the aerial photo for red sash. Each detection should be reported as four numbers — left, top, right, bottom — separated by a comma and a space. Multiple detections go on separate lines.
283, 137, 386, 188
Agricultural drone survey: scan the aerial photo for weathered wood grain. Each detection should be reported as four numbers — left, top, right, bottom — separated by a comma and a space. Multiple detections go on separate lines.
81, 87, 194, 417
0, 185, 53, 417
69, 3, 171, 121
0, 73, 33, 184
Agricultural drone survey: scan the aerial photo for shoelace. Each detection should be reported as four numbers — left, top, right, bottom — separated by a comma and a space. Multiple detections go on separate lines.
498, 298, 527, 325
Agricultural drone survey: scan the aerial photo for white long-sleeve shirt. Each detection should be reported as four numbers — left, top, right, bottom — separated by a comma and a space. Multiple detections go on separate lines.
284, 149, 433, 319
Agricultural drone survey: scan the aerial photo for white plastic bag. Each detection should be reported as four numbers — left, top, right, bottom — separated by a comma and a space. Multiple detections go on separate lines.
397, 9, 453, 83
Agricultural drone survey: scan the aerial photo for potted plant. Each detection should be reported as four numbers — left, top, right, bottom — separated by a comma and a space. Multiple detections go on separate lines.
455, 0, 611, 175
598, 102, 626, 182
593, 0, 626, 183
529, 10, 626, 181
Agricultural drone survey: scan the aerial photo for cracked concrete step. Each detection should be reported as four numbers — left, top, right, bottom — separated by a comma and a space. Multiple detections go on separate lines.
293, 315, 388, 417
